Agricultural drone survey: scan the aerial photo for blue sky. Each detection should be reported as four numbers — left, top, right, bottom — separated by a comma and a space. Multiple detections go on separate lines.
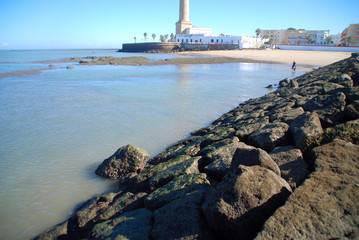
0, 0, 358, 49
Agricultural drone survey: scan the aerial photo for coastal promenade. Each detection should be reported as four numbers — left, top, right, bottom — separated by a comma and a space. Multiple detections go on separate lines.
35, 53, 359, 239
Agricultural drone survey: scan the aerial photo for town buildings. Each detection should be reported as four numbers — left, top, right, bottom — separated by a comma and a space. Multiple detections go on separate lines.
260, 29, 330, 45
341, 24, 359, 47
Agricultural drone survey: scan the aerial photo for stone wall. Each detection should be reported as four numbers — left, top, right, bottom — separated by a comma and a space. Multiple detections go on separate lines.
121, 42, 182, 52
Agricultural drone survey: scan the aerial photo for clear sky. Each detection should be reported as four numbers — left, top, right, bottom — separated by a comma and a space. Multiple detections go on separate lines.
0, 0, 358, 49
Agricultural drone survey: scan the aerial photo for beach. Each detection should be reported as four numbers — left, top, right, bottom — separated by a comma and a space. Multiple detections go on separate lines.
177, 49, 352, 67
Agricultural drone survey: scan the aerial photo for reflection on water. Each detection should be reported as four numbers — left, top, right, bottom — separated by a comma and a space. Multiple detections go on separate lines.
0, 51, 305, 240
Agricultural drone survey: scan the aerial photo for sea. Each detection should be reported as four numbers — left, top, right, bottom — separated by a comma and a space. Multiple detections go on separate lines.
0, 49, 305, 239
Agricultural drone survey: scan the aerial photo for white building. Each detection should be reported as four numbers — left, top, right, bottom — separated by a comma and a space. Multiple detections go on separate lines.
175, 0, 262, 49
330, 33, 341, 45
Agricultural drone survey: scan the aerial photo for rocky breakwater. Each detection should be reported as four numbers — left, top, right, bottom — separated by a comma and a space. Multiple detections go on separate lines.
35, 53, 359, 240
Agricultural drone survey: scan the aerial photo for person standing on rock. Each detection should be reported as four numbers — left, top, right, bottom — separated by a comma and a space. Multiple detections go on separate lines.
292, 61, 296, 71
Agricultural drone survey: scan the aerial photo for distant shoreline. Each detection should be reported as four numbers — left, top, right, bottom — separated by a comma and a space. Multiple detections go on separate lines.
0, 49, 351, 79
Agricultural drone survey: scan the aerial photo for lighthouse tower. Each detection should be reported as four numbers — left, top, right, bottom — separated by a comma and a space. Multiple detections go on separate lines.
176, 0, 192, 34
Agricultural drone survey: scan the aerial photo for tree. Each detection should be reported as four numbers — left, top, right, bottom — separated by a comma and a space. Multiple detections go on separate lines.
307, 35, 315, 44
170, 33, 175, 41
255, 28, 261, 38
144, 33, 148, 42
160, 35, 165, 42
152, 33, 156, 42
347, 36, 352, 46
164, 34, 169, 42
287, 27, 296, 30
325, 36, 333, 45
134, 37, 137, 43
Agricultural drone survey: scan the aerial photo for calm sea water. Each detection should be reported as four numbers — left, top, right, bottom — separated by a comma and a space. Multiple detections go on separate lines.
0, 50, 304, 239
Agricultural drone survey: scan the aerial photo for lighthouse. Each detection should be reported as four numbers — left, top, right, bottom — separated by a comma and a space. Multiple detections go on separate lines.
176, 0, 193, 34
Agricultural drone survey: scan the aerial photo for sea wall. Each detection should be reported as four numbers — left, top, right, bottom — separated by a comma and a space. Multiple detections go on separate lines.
121, 42, 182, 52
35, 54, 359, 240
278, 44, 359, 52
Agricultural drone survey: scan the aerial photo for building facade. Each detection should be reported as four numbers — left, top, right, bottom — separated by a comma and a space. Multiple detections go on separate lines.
260, 29, 330, 45
341, 24, 359, 47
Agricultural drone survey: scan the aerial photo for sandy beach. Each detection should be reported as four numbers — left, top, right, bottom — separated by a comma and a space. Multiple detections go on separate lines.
177, 49, 352, 67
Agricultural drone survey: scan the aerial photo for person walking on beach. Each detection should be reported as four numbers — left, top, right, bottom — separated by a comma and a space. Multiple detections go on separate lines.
292, 61, 296, 71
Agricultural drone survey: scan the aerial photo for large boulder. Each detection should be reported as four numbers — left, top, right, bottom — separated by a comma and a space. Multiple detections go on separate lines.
270, 146, 309, 189
202, 165, 292, 240
232, 147, 281, 176
255, 139, 359, 239
248, 122, 290, 152
202, 140, 255, 179
95, 145, 149, 179
289, 112, 324, 151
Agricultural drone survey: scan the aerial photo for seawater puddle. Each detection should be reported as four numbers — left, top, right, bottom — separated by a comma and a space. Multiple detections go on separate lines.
0, 50, 305, 240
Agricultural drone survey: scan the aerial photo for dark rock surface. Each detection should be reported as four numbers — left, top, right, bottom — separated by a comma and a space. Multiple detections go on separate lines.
95, 144, 149, 180
35, 54, 359, 240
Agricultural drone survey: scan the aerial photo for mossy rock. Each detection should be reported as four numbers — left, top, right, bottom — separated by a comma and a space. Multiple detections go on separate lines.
323, 119, 359, 144
145, 173, 210, 210
89, 208, 152, 240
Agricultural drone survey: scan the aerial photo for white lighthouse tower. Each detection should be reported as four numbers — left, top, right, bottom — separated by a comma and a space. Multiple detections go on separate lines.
176, 0, 193, 34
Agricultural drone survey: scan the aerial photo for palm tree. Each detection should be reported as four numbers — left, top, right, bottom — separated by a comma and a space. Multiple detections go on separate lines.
325, 36, 332, 45
160, 35, 165, 42
134, 37, 137, 43
255, 28, 261, 38
164, 34, 169, 42
347, 36, 352, 46
307, 35, 315, 44
144, 33, 148, 42
152, 33, 156, 42
170, 33, 175, 41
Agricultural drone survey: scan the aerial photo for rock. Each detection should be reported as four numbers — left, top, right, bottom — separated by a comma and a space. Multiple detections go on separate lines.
248, 122, 290, 152
149, 156, 200, 190
279, 78, 291, 87
202, 165, 292, 240
290, 79, 299, 88
269, 107, 304, 123
255, 139, 359, 239
66, 65, 74, 69
344, 101, 359, 120
122, 155, 192, 192
151, 190, 213, 240
89, 208, 152, 240
73, 191, 147, 238
289, 112, 324, 151
202, 141, 255, 179
323, 119, 359, 145
145, 173, 210, 210
235, 117, 269, 140
232, 147, 281, 176
270, 146, 309, 189
95, 145, 149, 180
34, 221, 68, 240
322, 82, 344, 94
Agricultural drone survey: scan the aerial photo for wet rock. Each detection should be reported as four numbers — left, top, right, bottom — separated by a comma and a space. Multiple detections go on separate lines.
202, 165, 292, 240
145, 173, 210, 210
255, 139, 359, 239
149, 156, 200, 190
232, 147, 281, 176
289, 112, 324, 151
122, 155, 192, 192
270, 146, 309, 189
95, 145, 149, 180
279, 78, 291, 87
34, 221, 68, 240
248, 122, 290, 152
202, 141, 255, 179
89, 208, 152, 240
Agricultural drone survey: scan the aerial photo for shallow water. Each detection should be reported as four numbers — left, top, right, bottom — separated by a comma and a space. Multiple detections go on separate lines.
0, 50, 304, 239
